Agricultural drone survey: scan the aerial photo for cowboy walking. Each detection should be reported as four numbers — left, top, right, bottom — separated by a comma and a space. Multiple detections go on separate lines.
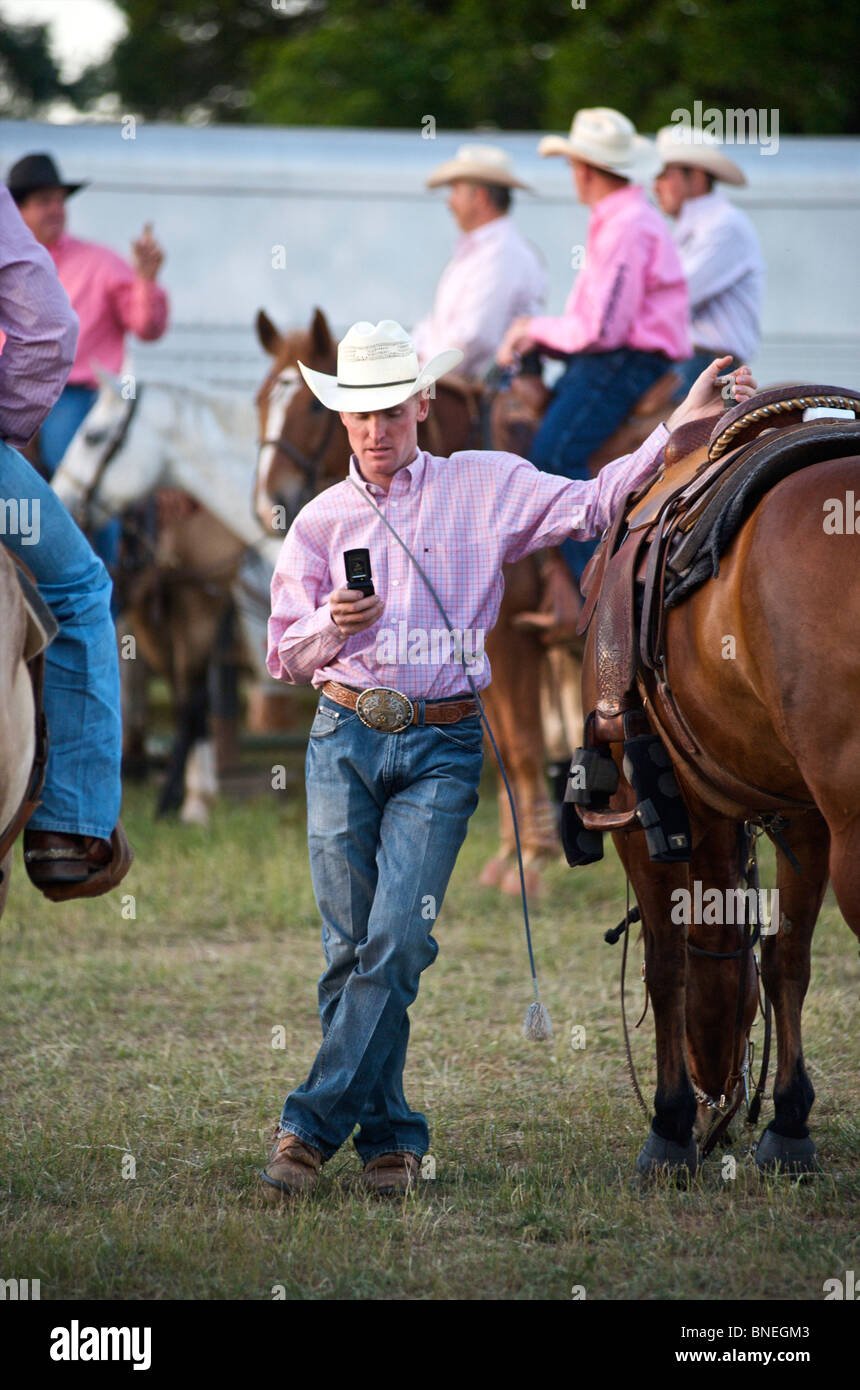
260, 317, 754, 1199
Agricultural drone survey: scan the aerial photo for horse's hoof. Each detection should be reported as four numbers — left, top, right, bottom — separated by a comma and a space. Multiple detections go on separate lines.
754, 1127, 819, 1177
636, 1127, 699, 1180
479, 855, 510, 889
180, 799, 211, 826
500, 863, 543, 899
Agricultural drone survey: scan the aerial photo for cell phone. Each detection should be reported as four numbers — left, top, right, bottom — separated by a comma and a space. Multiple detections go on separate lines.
344, 548, 375, 597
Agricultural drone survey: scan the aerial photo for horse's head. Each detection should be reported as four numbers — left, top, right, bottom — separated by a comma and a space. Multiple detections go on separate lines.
253, 306, 344, 534
52, 372, 161, 529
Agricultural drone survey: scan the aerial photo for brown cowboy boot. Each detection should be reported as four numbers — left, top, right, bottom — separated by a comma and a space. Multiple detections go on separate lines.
260, 1130, 322, 1200
23, 821, 134, 903
360, 1151, 421, 1196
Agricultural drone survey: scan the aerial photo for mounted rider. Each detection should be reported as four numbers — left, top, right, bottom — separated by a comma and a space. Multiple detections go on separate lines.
497, 108, 691, 587
0, 184, 131, 900
653, 124, 766, 397
412, 144, 547, 381
6, 152, 169, 579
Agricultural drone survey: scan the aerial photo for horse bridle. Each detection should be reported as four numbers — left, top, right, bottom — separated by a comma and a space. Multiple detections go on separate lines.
257, 368, 338, 508
76, 386, 143, 531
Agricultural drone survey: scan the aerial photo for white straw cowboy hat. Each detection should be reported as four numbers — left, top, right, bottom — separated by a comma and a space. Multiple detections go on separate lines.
538, 107, 661, 183
425, 143, 533, 192
298, 320, 463, 413
655, 124, 747, 186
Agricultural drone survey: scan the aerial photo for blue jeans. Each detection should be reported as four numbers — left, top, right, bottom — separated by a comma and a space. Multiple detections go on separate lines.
530, 348, 669, 582
279, 694, 484, 1163
0, 440, 122, 839
39, 385, 121, 581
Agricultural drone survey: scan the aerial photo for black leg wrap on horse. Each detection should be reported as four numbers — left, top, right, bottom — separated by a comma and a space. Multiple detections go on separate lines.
560, 815, 604, 867
622, 727, 692, 863
560, 747, 615, 865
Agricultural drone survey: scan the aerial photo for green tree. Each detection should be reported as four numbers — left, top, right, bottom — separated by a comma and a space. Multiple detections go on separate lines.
84, 0, 860, 132
0, 20, 68, 116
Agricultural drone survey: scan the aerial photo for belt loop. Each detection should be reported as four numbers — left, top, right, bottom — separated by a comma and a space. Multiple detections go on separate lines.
416, 699, 426, 727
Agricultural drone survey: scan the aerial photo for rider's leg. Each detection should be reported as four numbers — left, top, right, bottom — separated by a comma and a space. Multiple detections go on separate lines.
530, 348, 669, 582
37, 385, 99, 479
0, 440, 122, 843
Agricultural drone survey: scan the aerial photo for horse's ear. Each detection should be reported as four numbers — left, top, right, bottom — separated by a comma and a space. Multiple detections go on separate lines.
256, 309, 282, 357
310, 307, 333, 362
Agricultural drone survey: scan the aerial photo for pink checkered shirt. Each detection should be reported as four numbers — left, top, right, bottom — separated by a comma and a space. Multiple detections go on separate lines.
267, 425, 669, 697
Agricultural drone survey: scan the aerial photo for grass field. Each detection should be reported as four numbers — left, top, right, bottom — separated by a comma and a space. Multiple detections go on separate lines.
1, 733, 858, 1302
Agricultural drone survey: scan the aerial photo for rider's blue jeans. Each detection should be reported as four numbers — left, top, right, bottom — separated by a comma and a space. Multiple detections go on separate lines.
0, 439, 122, 839
530, 348, 669, 583
278, 694, 483, 1163
39, 384, 121, 583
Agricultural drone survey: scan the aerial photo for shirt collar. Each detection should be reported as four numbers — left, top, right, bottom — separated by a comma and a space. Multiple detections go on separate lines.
676, 190, 722, 234
590, 182, 645, 229
349, 448, 424, 496
457, 214, 509, 251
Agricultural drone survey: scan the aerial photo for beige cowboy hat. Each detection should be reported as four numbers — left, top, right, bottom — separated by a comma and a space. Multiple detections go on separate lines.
425, 142, 533, 192
655, 124, 747, 186
538, 107, 661, 183
298, 320, 463, 413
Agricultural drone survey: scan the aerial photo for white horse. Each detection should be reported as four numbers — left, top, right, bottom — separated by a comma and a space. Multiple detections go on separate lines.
53, 373, 284, 824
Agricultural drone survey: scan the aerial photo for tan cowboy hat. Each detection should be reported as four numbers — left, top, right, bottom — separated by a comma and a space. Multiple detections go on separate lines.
538, 107, 660, 183
298, 320, 463, 413
655, 124, 747, 186
426, 143, 533, 192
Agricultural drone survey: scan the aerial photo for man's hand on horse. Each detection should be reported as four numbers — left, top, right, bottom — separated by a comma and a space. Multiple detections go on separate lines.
668, 356, 757, 431
132, 223, 165, 281
496, 317, 537, 368
328, 587, 385, 636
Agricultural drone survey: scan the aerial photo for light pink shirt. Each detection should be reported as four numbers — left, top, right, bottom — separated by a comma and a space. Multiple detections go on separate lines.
528, 184, 691, 360
49, 232, 169, 386
412, 215, 547, 377
0, 187, 78, 447
267, 423, 668, 697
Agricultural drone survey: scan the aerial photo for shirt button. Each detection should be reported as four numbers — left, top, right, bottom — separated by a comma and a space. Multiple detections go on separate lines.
392, 580, 400, 587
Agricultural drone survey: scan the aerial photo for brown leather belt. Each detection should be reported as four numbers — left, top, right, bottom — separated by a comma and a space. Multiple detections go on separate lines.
322, 680, 478, 732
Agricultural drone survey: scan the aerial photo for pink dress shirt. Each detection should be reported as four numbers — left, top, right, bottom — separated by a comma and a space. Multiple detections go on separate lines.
528, 185, 691, 360
49, 232, 169, 386
0, 187, 78, 447
412, 215, 547, 378
268, 423, 668, 697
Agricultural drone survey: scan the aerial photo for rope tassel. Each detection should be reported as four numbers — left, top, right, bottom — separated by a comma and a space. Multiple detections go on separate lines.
523, 1001, 553, 1041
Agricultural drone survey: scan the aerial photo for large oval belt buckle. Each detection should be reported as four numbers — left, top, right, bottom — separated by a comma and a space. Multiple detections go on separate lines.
355, 686, 415, 733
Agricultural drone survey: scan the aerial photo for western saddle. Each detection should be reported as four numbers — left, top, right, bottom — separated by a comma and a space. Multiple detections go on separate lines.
563, 384, 860, 867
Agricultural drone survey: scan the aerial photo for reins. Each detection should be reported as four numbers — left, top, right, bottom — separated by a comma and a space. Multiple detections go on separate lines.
610, 820, 774, 1154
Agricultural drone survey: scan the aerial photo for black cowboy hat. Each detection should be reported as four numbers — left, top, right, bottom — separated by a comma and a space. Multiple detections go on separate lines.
7, 153, 88, 203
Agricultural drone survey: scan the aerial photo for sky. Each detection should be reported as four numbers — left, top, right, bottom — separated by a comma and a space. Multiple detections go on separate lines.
0, 0, 127, 81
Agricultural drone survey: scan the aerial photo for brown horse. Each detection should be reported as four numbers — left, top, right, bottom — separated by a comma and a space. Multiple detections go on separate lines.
254, 306, 560, 892
580, 401, 860, 1176
0, 547, 41, 916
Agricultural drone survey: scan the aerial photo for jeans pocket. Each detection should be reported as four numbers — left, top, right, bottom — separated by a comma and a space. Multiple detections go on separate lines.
429, 716, 484, 748
309, 705, 343, 738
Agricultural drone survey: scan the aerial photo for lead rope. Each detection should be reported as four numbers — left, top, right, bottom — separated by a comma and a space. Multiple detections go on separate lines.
346, 475, 551, 1040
